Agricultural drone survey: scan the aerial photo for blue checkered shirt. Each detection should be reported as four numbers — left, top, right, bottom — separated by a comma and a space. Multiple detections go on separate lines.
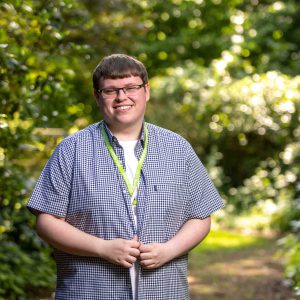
27, 121, 224, 300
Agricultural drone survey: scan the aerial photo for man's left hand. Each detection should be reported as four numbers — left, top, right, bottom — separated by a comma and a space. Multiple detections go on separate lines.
139, 242, 173, 269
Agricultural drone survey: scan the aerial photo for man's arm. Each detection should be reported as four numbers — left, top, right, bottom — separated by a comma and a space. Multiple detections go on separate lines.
36, 213, 140, 268
139, 217, 211, 269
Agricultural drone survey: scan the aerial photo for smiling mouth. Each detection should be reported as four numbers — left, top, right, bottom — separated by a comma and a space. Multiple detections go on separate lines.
114, 105, 132, 110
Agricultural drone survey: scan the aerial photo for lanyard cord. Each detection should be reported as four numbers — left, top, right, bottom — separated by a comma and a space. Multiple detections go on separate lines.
101, 124, 148, 206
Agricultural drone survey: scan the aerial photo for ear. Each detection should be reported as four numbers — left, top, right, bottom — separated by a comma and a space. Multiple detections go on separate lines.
145, 83, 150, 102
93, 89, 100, 105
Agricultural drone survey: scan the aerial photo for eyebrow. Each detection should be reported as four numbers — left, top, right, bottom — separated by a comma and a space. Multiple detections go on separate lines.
101, 82, 143, 89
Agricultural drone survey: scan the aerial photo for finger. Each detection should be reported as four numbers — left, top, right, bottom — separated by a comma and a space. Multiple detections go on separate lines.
139, 252, 152, 260
139, 243, 152, 253
143, 264, 157, 269
122, 260, 133, 268
129, 239, 140, 248
126, 255, 137, 264
141, 260, 157, 269
129, 248, 140, 257
140, 258, 154, 267
132, 235, 139, 241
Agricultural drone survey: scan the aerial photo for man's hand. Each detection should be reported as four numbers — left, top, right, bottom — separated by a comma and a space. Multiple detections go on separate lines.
139, 242, 174, 269
139, 218, 211, 270
103, 235, 140, 268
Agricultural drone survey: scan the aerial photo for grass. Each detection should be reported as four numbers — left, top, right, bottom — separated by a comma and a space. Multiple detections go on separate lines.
193, 230, 268, 253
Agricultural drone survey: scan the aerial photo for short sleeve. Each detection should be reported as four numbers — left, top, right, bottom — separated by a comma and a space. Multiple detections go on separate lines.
186, 145, 224, 219
27, 137, 76, 217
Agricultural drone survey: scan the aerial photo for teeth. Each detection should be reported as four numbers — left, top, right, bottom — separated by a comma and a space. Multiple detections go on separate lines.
116, 106, 131, 110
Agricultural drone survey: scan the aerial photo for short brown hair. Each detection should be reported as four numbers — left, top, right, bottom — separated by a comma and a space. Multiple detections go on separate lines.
93, 54, 148, 91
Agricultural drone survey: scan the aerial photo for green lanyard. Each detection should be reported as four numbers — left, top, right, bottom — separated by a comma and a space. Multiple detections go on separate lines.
101, 124, 148, 206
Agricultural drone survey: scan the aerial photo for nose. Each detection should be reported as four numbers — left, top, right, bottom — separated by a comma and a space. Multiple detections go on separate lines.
116, 88, 127, 101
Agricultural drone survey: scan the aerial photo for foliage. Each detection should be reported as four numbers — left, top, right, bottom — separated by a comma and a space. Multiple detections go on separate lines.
276, 141, 300, 295
233, 0, 300, 77
0, 0, 92, 297
278, 234, 300, 295
148, 54, 300, 294
148, 63, 300, 196
130, 0, 240, 73
128, 0, 300, 77
0, 241, 55, 300
0, 0, 150, 297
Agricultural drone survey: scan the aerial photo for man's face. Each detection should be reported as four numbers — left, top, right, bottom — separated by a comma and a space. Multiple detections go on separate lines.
95, 76, 150, 132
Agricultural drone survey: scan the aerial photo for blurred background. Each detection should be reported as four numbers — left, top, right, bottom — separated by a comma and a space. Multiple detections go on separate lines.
0, 0, 299, 299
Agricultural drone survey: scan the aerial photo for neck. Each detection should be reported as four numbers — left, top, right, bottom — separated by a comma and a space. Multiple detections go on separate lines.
106, 122, 143, 141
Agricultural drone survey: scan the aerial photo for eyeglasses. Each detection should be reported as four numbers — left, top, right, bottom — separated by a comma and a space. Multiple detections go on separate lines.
98, 83, 146, 99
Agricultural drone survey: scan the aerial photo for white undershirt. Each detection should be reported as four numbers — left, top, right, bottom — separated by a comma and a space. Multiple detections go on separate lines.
119, 140, 139, 300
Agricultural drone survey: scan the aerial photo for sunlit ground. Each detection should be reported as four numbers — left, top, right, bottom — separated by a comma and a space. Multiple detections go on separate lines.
189, 230, 296, 300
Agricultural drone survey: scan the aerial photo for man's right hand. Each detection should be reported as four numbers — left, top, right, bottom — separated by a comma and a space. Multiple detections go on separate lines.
103, 235, 140, 268
36, 213, 140, 268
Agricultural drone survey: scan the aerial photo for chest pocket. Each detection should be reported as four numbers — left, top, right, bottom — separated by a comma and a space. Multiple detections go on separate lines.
143, 176, 188, 243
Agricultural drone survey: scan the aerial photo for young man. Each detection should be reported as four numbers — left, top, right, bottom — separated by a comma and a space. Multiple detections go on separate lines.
27, 54, 224, 299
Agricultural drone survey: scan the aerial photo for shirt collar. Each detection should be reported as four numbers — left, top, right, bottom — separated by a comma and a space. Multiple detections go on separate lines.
101, 121, 146, 147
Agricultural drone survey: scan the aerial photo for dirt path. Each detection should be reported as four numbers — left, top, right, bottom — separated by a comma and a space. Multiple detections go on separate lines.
188, 239, 298, 300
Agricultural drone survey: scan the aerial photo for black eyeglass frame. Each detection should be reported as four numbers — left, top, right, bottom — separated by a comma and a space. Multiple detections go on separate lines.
98, 83, 147, 97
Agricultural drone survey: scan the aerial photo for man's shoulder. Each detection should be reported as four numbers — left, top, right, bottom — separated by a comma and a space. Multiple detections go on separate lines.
146, 122, 190, 147
58, 122, 101, 148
